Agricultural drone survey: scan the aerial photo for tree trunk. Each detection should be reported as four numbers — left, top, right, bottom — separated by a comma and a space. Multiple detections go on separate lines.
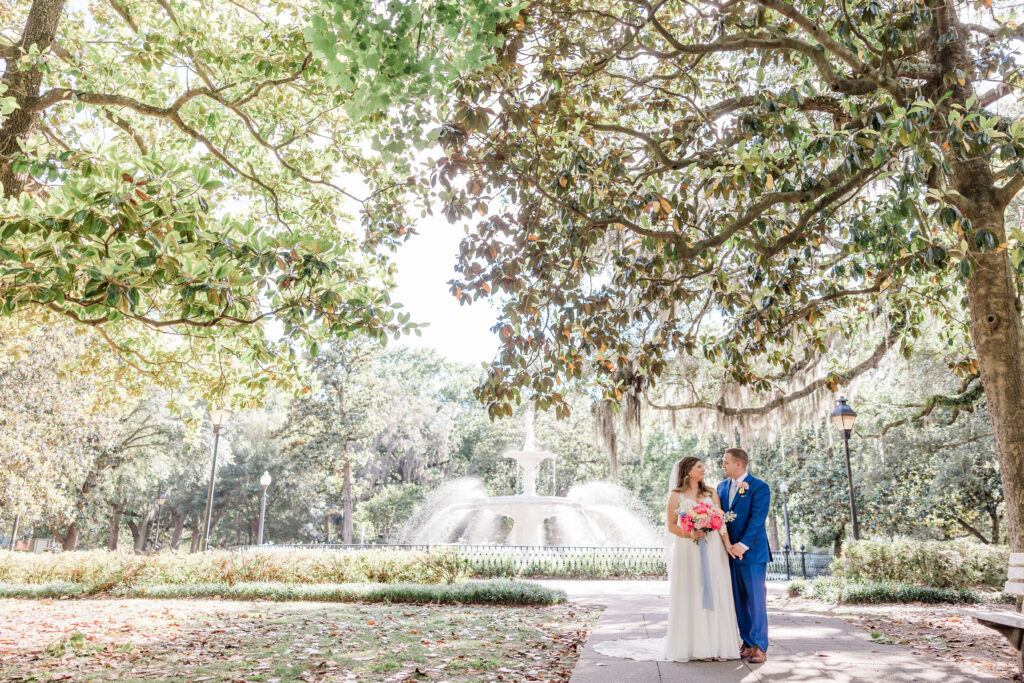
1, 0, 68, 198
50, 521, 78, 551
127, 519, 141, 550
108, 500, 126, 551
9, 515, 19, 551
343, 455, 353, 544
963, 194, 1024, 553
992, 508, 1001, 547
957, 517, 991, 544
189, 523, 202, 553
769, 516, 781, 552
169, 512, 186, 550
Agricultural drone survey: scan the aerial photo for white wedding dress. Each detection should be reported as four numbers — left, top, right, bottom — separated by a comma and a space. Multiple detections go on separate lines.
593, 494, 742, 662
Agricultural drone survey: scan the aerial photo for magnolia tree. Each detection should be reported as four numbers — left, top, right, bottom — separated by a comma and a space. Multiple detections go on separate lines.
371, 1, 1024, 548
0, 0, 422, 405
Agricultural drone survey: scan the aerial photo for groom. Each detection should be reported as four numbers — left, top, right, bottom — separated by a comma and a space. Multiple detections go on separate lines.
717, 447, 771, 664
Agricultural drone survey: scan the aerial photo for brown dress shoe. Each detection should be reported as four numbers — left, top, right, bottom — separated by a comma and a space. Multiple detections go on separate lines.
740, 645, 752, 659
747, 646, 767, 663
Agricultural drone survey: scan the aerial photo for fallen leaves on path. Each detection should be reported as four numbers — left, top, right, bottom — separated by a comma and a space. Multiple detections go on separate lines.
775, 592, 1020, 681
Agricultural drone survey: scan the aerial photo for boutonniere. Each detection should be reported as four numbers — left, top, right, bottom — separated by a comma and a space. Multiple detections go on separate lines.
737, 481, 750, 496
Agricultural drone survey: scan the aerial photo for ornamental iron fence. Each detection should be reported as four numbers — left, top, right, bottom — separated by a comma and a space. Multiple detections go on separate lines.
231, 543, 832, 581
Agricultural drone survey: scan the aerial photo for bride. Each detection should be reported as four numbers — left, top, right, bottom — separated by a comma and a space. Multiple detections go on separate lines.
594, 456, 741, 662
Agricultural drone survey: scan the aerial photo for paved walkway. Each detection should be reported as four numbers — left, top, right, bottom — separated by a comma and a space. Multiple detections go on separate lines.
537, 581, 1002, 683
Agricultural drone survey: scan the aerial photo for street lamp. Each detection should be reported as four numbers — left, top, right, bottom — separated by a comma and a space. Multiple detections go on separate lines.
831, 396, 861, 541
328, 503, 339, 544
153, 490, 167, 550
201, 407, 232, 551
257, 471, 271, 545
779, 481, 792, 579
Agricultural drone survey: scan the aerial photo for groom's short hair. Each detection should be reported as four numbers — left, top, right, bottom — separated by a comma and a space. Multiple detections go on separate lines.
725, 448, 749, 468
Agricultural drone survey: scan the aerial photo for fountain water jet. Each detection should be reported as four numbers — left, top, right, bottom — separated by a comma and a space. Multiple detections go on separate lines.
402, 416, 658, 546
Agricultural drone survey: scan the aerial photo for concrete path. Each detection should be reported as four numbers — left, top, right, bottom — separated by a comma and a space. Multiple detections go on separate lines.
537, 580, 1003, 683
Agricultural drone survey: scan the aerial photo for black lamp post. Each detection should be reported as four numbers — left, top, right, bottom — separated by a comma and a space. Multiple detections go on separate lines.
201, 408, 232, 551
153, 490, 167, 550
258, 471, 271, 545
779, 481, 792, 579
831, 396, 861, 541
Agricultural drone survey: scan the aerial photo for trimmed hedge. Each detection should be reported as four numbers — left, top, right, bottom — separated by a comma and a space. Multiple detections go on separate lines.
788, 577, 980, 604
833, 538, 1007, 589
0, 579, 566, 606
0, 549, 467, 589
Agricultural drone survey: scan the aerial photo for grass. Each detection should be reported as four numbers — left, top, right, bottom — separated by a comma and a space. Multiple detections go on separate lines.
0, 578, 566, 605
0, 597, 599, 682
788, 577, 980, 604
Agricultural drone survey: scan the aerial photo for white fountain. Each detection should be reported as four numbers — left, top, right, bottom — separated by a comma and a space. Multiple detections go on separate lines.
402, 414, 659, 546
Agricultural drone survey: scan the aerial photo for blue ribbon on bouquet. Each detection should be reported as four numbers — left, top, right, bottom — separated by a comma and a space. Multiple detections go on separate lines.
699, 537, 714, 610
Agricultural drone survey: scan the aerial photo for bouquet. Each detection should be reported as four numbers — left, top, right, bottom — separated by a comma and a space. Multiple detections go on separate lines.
678, 500, 736, 544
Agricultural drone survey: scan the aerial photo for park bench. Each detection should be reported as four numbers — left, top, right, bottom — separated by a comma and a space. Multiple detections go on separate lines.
973, 552, 1024, 672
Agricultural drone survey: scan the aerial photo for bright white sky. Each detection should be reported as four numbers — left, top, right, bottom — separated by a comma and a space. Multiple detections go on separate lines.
390, 213, 502, 366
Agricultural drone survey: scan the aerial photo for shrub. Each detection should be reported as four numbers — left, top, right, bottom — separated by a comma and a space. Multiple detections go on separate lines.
0, 579, 566, 606
833, 538, 1008, 589
789, 577, 980, 604
0, 549, 453, 589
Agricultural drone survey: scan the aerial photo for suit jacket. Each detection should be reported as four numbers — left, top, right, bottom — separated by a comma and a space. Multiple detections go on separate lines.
717, 474, 772, 564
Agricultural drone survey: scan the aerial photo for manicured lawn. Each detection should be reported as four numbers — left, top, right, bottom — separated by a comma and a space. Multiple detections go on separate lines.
0, 598, 600, 681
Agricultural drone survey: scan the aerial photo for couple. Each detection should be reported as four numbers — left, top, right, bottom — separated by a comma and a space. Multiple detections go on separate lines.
596, 447, 771, 663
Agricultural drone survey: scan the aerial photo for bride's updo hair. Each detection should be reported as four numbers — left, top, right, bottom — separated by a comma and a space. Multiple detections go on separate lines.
673, 456, 714, 500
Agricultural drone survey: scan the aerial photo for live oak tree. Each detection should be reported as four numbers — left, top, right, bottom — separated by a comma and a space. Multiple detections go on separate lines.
411, 1, 1024, 548
0, 0, 421, 404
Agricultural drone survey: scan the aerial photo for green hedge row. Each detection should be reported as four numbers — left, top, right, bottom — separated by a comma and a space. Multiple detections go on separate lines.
0, 549, 468, 588
0, 579, 566, 606
833, 538, 1007, 589
789, 577, 980, 604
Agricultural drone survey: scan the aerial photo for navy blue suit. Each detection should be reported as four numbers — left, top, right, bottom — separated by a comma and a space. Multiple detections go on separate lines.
717, 474, 771, 651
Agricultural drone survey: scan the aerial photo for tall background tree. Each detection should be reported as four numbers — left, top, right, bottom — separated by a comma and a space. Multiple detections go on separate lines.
387, 0, 1024, 550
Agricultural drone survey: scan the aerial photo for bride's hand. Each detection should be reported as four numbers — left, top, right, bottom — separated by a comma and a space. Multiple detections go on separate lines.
690, 529, 705, 540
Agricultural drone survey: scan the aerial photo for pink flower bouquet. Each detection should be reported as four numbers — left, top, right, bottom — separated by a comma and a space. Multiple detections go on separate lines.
678, 501, 736, 544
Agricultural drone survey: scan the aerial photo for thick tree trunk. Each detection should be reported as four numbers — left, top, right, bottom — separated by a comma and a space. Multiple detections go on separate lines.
189, 523, 202, 553
1, 0, 68, 198
107, 500, 126, 551
51, 522, 78, 551
769, 516, 781, 552
343, 456, 353, 544
127, 520, 141, 550
169, 512, 186, 550
963, 195, 1024, 553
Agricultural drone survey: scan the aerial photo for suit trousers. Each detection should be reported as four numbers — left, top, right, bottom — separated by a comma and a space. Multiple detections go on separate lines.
730, 561, 768, 651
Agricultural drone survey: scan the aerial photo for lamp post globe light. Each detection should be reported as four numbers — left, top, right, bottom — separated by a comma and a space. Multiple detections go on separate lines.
201, 407, 232, 551
257, 471, 271, 545
154, 490, 168, 550
830, 396, 861, 541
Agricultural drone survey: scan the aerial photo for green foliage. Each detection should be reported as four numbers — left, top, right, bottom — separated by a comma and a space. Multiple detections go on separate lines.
790, 577, 980, 605
1, 0, 424, 402
0, 549, 470, 588
307, 0, 521, 153
0, 578, 565, 605
833, 538, 1008, 589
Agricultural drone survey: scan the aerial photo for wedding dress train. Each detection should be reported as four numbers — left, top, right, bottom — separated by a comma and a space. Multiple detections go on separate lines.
592, 495, 742, 662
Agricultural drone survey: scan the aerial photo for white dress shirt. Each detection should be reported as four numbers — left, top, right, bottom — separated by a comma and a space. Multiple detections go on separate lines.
730, 472, 750, 553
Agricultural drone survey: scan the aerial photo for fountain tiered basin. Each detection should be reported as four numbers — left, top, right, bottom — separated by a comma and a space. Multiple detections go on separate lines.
403, 430, 658, 546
